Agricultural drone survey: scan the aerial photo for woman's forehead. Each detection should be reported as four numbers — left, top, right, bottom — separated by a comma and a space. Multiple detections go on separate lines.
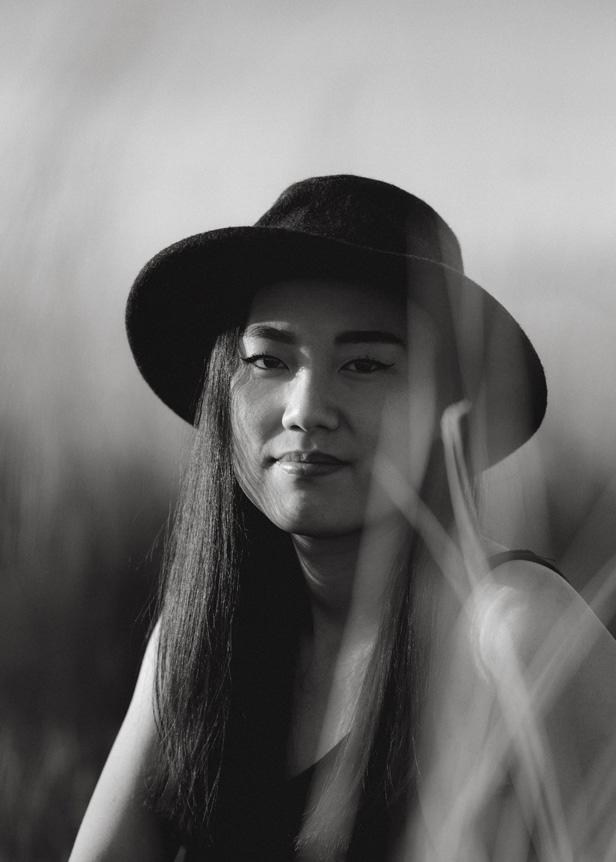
245, 279, 407, 336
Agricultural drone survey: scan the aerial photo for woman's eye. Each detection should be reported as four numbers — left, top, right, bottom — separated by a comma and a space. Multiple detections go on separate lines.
241, 353, 286, 371
343, 358, 394, 374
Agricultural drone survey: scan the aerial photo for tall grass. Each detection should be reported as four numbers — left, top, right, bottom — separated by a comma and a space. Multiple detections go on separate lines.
396, 404, 616, 860
1, 5, 614, 858
0, 413, 172, 860
0, 6, 184, 855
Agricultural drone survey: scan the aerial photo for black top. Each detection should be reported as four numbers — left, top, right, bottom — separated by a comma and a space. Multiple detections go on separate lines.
181, 550, 564, 861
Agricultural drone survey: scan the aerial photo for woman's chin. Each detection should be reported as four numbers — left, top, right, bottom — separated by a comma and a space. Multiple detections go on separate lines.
258, 496, 405, 539
267, 508, 363, 539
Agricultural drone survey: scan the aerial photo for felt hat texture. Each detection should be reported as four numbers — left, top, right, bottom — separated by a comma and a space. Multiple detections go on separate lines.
126, 174, 546, 469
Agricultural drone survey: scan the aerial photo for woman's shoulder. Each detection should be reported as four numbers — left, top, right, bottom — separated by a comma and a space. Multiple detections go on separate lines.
470, 543, 587, 674
456, 544, 616, 860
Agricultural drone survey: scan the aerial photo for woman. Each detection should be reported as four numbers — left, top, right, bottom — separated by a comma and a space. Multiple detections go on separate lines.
70, 175, 616, 861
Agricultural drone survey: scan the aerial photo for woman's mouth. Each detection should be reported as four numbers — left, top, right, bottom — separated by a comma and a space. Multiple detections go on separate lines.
274, 451, 349, 477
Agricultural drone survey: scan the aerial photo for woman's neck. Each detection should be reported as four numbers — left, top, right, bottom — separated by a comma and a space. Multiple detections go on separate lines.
292, 515, 410, 644
286, 516, 409, 775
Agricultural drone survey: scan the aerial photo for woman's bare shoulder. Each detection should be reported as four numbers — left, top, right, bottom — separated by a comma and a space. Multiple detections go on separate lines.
470, 553, 596, 670
466, 551, 616, 858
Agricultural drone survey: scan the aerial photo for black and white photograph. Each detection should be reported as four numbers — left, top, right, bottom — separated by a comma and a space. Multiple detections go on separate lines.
2, 2, 616, 860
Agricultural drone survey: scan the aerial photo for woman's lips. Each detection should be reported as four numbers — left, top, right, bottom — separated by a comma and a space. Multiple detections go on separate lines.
274, 451, 349, 477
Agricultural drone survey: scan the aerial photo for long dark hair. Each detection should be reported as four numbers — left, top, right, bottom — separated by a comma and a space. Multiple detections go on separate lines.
150, 329, 306, 839
150, 322, 459, 853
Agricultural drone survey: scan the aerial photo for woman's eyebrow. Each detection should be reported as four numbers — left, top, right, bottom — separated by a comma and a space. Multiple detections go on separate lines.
241, 325, 406, 347
335, 330, 406, 347
242, 324, 295, 343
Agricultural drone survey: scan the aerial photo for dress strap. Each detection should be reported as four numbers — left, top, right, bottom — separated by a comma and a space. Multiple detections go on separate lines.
487, 549, 565, 579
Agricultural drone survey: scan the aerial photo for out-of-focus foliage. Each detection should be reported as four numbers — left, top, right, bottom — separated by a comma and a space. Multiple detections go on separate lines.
1, 0, 615, 858
0, 415, 170, 860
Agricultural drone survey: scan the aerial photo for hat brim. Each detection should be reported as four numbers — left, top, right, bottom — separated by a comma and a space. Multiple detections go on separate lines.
126, 226, 546, 470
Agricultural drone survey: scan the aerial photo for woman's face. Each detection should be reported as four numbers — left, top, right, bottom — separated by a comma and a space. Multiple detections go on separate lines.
231, 279, 436, 538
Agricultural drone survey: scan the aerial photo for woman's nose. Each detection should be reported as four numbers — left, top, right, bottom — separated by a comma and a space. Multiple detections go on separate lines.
281, 371, 339, 432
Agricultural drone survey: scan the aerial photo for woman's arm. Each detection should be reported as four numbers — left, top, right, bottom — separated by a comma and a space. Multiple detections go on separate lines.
69, 622, 178, 862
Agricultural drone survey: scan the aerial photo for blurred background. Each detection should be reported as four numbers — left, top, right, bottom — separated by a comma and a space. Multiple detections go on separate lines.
1, 0, 615, 858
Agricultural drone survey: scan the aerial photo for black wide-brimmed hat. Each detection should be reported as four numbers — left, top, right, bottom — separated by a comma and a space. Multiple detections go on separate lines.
126, 174, 546, 469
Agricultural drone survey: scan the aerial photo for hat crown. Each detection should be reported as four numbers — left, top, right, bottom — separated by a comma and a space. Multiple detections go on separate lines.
255, 174, 464, 272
